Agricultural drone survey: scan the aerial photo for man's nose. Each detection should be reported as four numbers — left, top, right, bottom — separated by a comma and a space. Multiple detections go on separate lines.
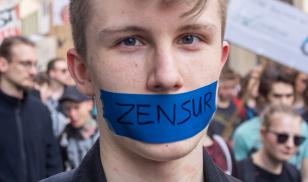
280, 96, 291, 106
285, 135, 295, 148
146, 47, 184, 92
67, 109, 77, 119
29, 65, 37, 75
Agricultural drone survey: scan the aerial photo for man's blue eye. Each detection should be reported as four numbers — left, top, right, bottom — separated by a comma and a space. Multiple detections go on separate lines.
121, 38, 141, 46
181, 35, 200, 44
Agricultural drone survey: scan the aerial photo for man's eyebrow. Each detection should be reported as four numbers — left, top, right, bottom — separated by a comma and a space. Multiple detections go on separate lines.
178, 23, 217, 33
99, 26, 147, 39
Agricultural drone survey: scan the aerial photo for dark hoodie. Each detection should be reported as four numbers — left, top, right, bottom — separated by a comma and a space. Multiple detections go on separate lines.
0, 90, 63, 182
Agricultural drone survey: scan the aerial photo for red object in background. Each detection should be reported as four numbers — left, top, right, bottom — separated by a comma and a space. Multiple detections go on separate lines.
0, 4, 21, 43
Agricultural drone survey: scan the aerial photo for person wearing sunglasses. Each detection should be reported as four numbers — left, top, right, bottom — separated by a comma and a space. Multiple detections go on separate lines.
45, 58, 73, 138
236, 104, 305, 182
232, 64, 308, 181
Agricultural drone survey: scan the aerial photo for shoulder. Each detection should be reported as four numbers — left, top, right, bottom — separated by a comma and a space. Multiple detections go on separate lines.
233, 117, 260, 137
283, 162, 301, 181
237, 157, 253, 169
235, 158, 255, 181
26, 94, 50, 111
26, 95, 52, 119
39, 169, 75, 182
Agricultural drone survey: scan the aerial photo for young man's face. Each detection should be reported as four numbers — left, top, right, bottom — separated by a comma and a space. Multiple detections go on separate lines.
261, 113, 302, 162
49, 60, 72, 86
63, 101, 93, 128
218, 79, 237, 102
69, 0, 228, 161
267, 82, 294, 106
1, 44, 37, 91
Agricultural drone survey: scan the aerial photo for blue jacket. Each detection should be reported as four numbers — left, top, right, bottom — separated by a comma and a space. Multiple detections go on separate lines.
0, 90, 63, 182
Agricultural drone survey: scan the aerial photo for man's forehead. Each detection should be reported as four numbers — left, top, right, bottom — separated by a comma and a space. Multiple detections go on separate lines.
90, 0, 216, 23
11, 44, 36, 60
54, 60, 67, 68
91, 0, 205, 11
90, 0, 220, 38
270, 114, 301, 130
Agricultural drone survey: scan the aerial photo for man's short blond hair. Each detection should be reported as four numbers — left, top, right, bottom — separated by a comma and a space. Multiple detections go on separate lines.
260, 104, 301, 130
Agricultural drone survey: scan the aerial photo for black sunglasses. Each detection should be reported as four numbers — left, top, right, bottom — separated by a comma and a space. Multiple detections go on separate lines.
267, 130, 306, 147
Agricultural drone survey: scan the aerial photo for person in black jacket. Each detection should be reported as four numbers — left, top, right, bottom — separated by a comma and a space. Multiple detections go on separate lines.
0, 36, 63, 182
41, 0, 240, 181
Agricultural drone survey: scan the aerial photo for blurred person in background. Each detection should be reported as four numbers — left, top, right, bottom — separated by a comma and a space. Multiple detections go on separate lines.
46, 58, 73, 137
59, 86, 99, 170
33, 72, 52, 103
302, 79, 308, 182
236, 104, 304, 182
236, 65, 263, 122
47, 57, 73, 104
208, 67, 241, 137
0, 36, 62, 182
232, 64, 308, 181
293, 71, 308, 114
302, 79, 308, 123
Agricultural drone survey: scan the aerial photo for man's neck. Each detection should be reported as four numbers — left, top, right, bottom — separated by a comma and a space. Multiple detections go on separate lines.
49, 80, 64, 100
252, 149, 283, 175
99, 130, 204, 182
0, 78, 23, 99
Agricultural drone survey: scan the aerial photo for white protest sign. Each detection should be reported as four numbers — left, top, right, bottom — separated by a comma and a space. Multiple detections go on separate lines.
52, 0, 69, 25
225, 0, 308, 73
0, 3, 21, 43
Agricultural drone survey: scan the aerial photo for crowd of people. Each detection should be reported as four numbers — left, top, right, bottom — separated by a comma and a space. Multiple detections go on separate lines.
0, 0, 307, 182
1, 35, 307, 182
208, 63, 308, 181
0, 36, 98, 181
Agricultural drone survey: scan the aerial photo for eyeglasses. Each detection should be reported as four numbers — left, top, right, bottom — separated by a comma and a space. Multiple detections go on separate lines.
267, 130, 306, 147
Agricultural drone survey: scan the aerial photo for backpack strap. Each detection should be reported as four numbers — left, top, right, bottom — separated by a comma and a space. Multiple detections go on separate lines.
213, 135, 233, 175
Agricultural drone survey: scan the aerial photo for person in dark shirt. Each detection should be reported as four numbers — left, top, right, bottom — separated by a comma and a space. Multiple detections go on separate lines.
0, 36, 62, 182
208, 67, 241, 137
236, 104, 304, 182
41, 0, 240, 181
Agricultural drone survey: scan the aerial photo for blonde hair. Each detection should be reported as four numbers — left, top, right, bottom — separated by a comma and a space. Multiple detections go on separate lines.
260, 104, 300, 130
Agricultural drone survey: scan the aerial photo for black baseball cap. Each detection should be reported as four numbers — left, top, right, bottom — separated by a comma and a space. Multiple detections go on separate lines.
59, 86, 91, 103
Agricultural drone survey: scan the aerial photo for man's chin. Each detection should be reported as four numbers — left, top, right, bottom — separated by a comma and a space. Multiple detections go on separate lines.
112, 130, 205, 162
17, 84, 34, 92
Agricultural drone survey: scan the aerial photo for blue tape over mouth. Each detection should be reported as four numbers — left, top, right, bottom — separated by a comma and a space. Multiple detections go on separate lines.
100, 81, 217, 144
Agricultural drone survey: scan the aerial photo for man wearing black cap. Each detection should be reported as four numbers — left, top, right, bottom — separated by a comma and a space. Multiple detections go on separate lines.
59, 86, 99, 170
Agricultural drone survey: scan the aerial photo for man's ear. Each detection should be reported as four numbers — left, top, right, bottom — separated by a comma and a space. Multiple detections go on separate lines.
220, 41, 230, 66
0, 57, 9, 73
67, 48, 94, 96
260, 127, 267, 142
